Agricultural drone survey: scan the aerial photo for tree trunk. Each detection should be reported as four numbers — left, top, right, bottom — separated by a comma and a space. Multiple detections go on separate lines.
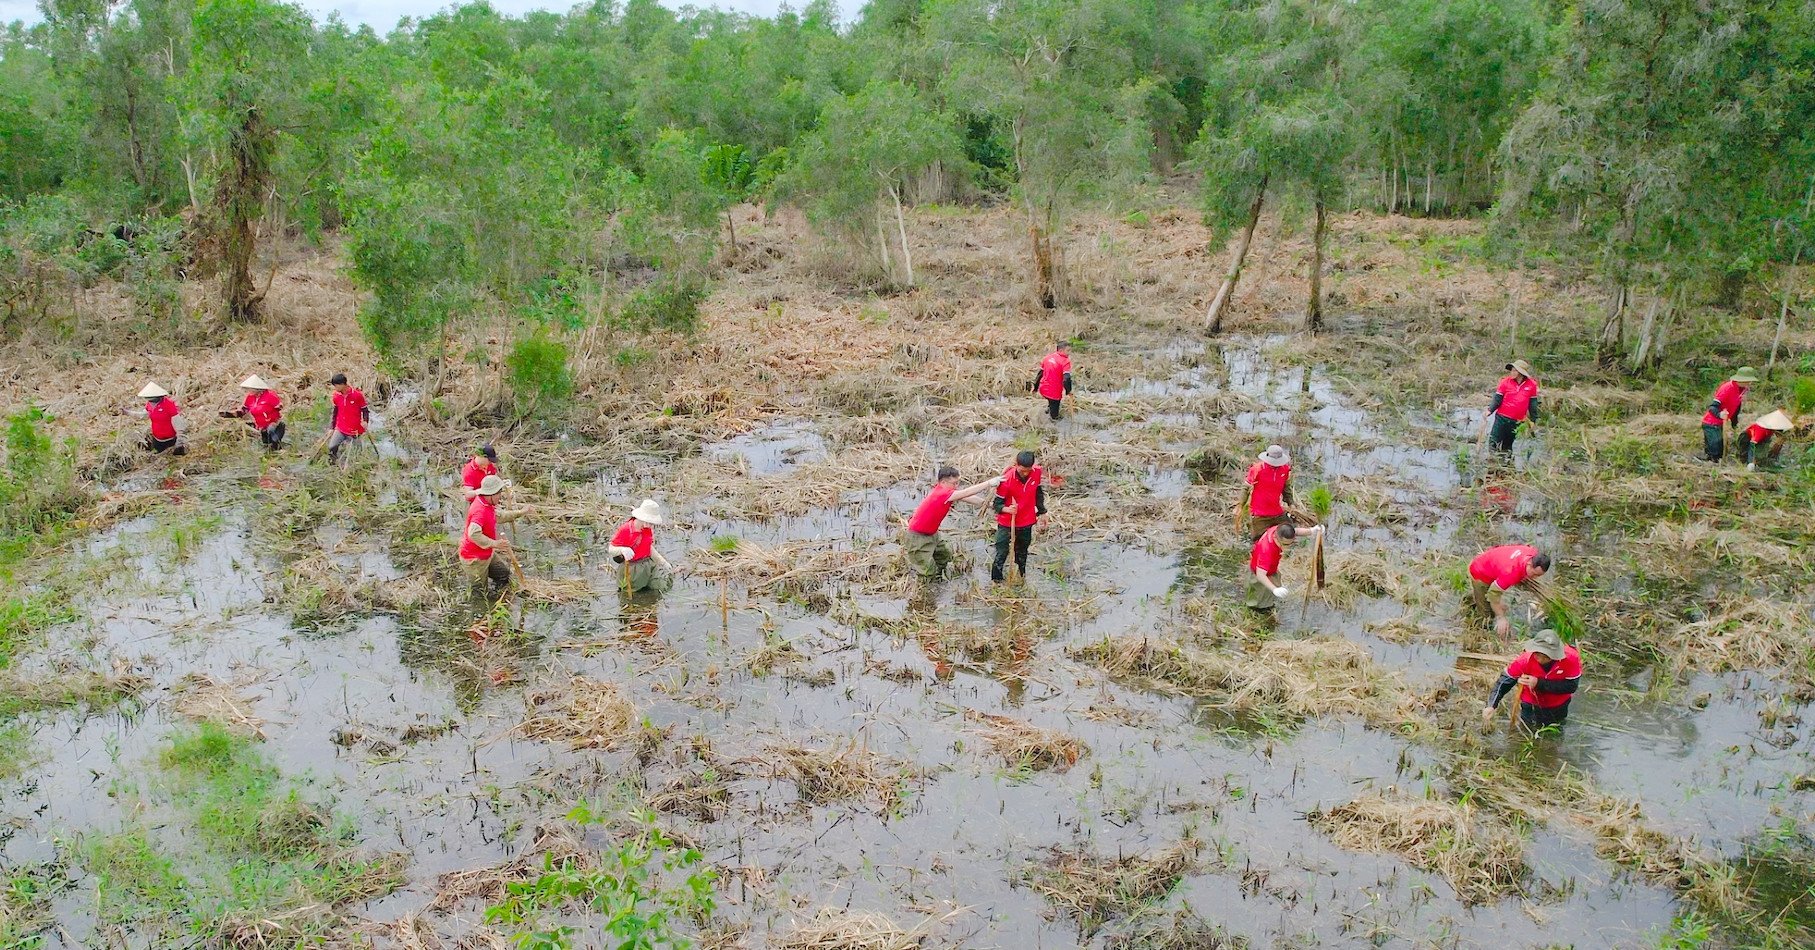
725, 208, 737, 255
1596, 283, 1627, 367
1305, 199, 1326, 333
1768, 250, 1800, 378
876, 206, 893, 281
1031, 223, 1055, 309
1631, 295, 1661, 369
1206, 175, 1267, 334
216, 104, 273, 322
889, 184, 914, 288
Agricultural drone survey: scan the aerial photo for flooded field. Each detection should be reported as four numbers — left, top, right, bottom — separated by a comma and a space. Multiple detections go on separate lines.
7, 317, 1814, 949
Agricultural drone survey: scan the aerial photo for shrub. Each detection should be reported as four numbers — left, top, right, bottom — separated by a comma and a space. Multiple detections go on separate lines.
619, 281, 704, 334
505, 332, 574, 415
0, 407, 85, 563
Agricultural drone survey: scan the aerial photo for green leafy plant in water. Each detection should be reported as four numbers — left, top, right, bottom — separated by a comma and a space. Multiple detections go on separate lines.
1307, 484, 1334, 519
708, 535, 740, 553
485, 805, 716, 950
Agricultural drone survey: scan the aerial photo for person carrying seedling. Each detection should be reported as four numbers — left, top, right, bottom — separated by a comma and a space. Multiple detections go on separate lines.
324, 373, 370, 464
1737, 409, 1793, 471
1482, 359, 1539, 454
458, 474, 528, 596
461, 445, 500, 499
1467, 543, 1551, 638
1246, 522, 1323, 610
1242, 444, 1295, 541
223, 375, 284, 449
903, 466, 1004, 578
1701, 366, 1758, 462
1028, 341, 1073, 422
608, 499, 673, 594
991, 450, 1046, 583
1482, 628, 1580, 732
129, 382, 186, 456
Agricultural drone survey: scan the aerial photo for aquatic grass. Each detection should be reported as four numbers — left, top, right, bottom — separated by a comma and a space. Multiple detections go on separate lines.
1026, 839, 1200, 936
1070, 635, 1403, 726
1308, 792, 1526, 904
0, 861, 71, 947
963, 710, 1087, 772
0, 594, 78, 669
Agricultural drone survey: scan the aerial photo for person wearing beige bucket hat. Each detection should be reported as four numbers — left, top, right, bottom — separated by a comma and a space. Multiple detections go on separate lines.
608, 499, 674, 593
1483, 359, 1539, 454
1738, 408, 1794, 471
1242, 444, 1296, 541
127, 382, 186, 456
457, 474, 529, 596
1702, 366, 1759, 462
1482, 627, 1580, 732
222, 375, 285, 449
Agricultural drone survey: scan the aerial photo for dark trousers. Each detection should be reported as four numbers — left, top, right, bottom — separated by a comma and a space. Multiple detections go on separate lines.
145, 434, 185, 456
992, 525, 1034, 581
1046, 397, 1063, 421
258, 421, 286, 448
1519, 701, 1569, 731
1703, 423, 1726, 462
1489, 414, 1520, 453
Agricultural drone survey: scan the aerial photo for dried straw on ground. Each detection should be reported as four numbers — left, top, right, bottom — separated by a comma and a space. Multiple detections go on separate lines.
1308, 793, 1525, 904
172, 672, 266, 739
691, 539, 900, 594
1071, 636, 1396, 724
765, 741, 910, 809
518, 676, 637, 749
427, 825, 591, 914
771, 909, 931, 950
964, 710, 1087, 772
1028, 840, 1199, 933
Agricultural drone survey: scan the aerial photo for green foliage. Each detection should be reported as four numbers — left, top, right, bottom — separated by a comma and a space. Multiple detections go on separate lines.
619, 280, 705, 334
485, 805, 716, 950
0, 594, 80, 670
1790, 377, 1815, 415
505, 332, 575, 415
1306, 484, 1334, 519
709, 535, 740, 553
0, 861, 72, 947
0, 407, 85, 568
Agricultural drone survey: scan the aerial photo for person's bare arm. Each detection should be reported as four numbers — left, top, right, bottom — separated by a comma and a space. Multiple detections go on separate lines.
950, 477, 1005, 505
466, 522, 498, 551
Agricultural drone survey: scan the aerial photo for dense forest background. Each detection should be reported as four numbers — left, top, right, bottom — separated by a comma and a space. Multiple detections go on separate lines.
2, 0, 1813, 388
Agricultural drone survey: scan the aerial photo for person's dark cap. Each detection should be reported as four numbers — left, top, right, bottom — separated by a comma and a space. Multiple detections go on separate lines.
480, 444, 498, 462
1015, 450, 1037, 467
329, 373, 348, 386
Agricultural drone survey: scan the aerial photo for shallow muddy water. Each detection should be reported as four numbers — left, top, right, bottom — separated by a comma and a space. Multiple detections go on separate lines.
6, 334, 1812, 948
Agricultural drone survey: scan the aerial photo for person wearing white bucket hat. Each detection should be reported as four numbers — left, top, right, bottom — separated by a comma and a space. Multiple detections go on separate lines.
1242, 444, 1295, 541
1483, 359, 1539, 454
222, 375, 285, 449
127, 382, 186, 455
457, 474, 528, 595
1739, 408, 1794, 471
608, 499, 673, 593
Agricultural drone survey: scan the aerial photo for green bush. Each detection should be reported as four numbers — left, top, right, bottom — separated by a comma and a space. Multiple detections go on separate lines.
0, 407, 85, 564
1790, 376, 1815, 416
619, 281, 705, 333
505, 332, 575, 414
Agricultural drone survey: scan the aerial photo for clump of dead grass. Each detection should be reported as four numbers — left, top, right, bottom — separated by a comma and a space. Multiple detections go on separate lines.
1070, 635, 1398, 724
172, 672, 266, 739
1105, 910, 1249, 949
766, 741, 911, 810
964, 710, 1087, 772
1027, 839, 1200, 934
772, 909, 934, 950
1308, 792, 1526, 904
428, 824, 591, 914
691, 539, 899, 594
518, 676, 638, 749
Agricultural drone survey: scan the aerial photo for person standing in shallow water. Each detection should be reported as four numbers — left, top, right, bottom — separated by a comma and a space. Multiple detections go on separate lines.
1029, 341, 1073, 421
1244, 444, 1295, 541
325, 373, 369, 464
1483, 628, 1580, 732
991, 450, 1046, 583
1701, 367, 1757, 462
1484, 359, 1539, 454
225, 375, 284, 449
461, 445, 500, 499
1467, 543, 1551, 638
608, 499, 673, 594
902, 466, 1004, 578
1246, 521, 1322, 610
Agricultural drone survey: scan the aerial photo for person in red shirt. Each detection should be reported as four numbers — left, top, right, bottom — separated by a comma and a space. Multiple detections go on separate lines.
902, 466, 1004, 577
129, 382, 186, 456
1468, 544, 1552, 637
1028, 341, 1073, 421
1246, 522, 1323, 610
1701, 366, 1757, 462
1737, 408, 1792, 471
991, 450, 1047, 583
223, 375, 285, 449
1243, 444, 1295, 540
1483, 359, 1539, 454
608, 499, 673, 593
460, 445, 500, 499
325, 373, 370, 464
458, 474, 527, 595
1482, 628, 1580, 732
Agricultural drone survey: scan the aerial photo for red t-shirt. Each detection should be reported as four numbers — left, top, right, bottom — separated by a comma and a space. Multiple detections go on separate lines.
1038, 351, 1071, 400
461, 459, 496, 491
1703, 380, 1745, 426
459, 496, 498, 561
1469, 544, 1538, 591
1246, 461, 1291, 517
1249, 525, 1284, 576
1495, 375, 1539, 422
1505, 645, 1581, 708
145, 399, 180, 440
1746, 423, 1771, 445
333, 388, 368, 436
611, 519, 654, 562
907, 483, 957, 535
243, 390, 282, 428
995, 465, 1042, 528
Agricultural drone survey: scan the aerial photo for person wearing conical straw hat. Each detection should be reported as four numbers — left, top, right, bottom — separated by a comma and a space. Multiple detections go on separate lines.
1246, 521, 1323, 610
458, 474, 528, 596
221, 375, 285, 449
1738, 409, 1794, 471
608, 499, 673, 593
1467, 544, 1551, 638
127, 382, 186, 456
1482, 628, 1580, 733
1701, 366, 1758, 462
1483, 359, 1539, 454
1243, 444, 1295, 541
